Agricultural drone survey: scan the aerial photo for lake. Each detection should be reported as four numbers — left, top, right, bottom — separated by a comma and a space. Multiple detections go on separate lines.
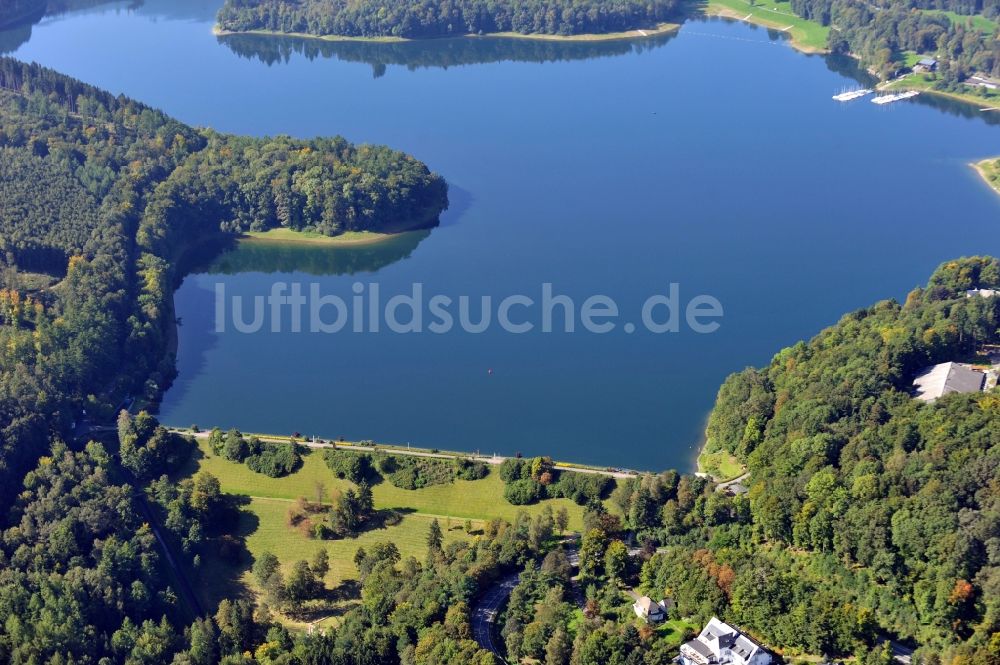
6, 0, 999, 471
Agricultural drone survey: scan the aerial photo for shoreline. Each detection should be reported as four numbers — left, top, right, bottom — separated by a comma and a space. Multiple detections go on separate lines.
973, 157, 1000, 197
213, 22, 681, 44
213, 11, 1000, 117
881, 73, 1000, 109
240, 228, 403, 247
168, 426, 644, 479
700, 2, 828, 54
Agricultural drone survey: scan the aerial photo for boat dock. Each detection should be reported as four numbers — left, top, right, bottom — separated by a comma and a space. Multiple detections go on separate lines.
871, 90, 920, 105
833, 88, 871, 102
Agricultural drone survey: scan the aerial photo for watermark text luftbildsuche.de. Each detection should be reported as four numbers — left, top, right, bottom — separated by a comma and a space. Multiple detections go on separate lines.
214, 282, 723, 335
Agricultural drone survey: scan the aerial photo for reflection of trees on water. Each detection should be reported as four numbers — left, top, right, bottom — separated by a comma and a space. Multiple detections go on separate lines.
1, 1, 136, 53
820, 51, 1000, 127
204, 230, 433, 277
910, 91, 1000, 127
218, 31, 680, 76
0, 21, 35, 53
1, 0, 218, 53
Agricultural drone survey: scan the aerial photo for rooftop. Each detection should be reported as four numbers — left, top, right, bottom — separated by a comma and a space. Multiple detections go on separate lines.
912, 362, 986, 402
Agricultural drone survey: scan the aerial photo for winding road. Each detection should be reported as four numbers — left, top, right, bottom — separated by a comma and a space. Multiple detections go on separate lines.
471, 573, 519, 662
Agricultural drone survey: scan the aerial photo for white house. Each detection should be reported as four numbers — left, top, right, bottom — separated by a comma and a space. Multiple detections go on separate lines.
912, 362, 986, 402
632, 596, 671, 623
966, 288, 999, 298
677, 617, 771, 665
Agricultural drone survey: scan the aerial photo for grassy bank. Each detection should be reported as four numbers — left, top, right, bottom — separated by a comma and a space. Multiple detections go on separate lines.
179, 440, 590, 620
482, 22, 680, 41
882, 73, 1000, 108
699, 0, 829, 52
182, 441, 589, 526
215, 22, 680, 44
973, 157, 1000, 197
242, 228, 396, 246
697, 448, 744, 481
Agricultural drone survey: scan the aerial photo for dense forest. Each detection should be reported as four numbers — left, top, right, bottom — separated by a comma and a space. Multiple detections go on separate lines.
0, 58, 446, 663
789, 0, 999, 79
688, 256, 1000, 662
216, 0, 680, 38
0, 53, 444, 477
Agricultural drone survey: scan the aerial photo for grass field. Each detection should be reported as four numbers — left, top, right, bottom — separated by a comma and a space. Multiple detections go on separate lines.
243, 228, 394, 246
700, 0, 829, 52
654, 618, 699, 645
697, 449, 745, 481
920, 9, 998, 33
179, 440, 592, 623
196, 497, 471, 631
182, 441, 589, 528
485, 22, 680, 41
973, 157, 1000, 197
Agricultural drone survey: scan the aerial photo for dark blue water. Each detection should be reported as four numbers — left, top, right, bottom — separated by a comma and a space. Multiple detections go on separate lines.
8, 1, 999, 470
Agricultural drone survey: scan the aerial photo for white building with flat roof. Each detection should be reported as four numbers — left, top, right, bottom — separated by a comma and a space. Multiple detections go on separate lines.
677, 617, 771, 665
912, 362, 986, 402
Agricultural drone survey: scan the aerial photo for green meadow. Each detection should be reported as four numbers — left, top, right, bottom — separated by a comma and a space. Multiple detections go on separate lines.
921, 9, 997, 33
700, 0, 830, 52
178, 440, 593, 621
182, 441, 588, 526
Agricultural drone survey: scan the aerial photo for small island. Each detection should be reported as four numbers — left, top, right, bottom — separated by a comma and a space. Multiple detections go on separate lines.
216, 0, 681, 41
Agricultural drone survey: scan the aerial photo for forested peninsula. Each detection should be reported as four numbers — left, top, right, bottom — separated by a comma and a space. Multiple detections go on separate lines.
0, 54, 445, 487
216, 0, 681, 39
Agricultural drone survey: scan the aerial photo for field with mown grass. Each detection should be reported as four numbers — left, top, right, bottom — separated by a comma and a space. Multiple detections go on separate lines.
193, 496, 474, 629
920, 9, 998, 33
177, 439, 593, 622
697, 449, 745, 481
699, 0, 829, 52
243, 227, 393, 245
180, 440, 589, 527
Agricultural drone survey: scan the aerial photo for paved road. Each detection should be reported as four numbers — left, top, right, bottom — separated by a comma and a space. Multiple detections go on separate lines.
75, 427, 205, 619
471, 573, 519, 663
133, 490, 205, 618
562, 538, 587, 610
716, 472, 750, 492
